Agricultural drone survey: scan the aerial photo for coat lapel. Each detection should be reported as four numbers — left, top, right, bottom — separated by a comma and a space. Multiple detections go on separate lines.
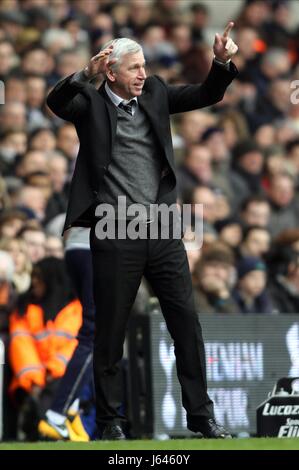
138, 91, 167, 149
98, 83, 117, 152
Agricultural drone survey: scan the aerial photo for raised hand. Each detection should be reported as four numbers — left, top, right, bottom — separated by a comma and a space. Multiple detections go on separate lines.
84, 44, 118, 79
213, 21, 238, 63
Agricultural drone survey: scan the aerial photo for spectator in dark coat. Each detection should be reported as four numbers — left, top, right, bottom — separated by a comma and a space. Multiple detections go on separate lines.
238, 225, 271, 260
233, 256, 273, 314
267, 173, 299, 238
177, 144, 213, 199
267, 247, 299, 314
230, 140, 265, 208
193, 243, 239, 314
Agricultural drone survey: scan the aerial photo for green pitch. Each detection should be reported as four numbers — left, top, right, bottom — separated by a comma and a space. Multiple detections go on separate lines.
0, 438, 299, 450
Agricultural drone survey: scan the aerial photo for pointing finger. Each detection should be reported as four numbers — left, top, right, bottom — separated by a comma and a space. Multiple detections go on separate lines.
223, 21, 234, 38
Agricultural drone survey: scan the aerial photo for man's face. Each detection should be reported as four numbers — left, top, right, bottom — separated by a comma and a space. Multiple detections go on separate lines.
243, 229, 270, 257
239, 270, 266, 298
48, 156, 67, 192
57, 125, 79, 160
202, 262, 230, 284
268, 175, 294, 207
1, 218, 24, 239
187, 146, 212, 183
193, 187, 216, 223
22, 231, 46, 263
243, 202, 270, 227
0, 42, 15, 75
108, 51, 146, 100
3, 131, 27, 155
26, 77, 46, 108
1, 102, 26, 132
239, 150, 264, 174
22, 50, 51, 76
19, 151, 48, 176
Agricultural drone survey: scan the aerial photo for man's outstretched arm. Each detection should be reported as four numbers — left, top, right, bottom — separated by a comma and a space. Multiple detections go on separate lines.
166, 22, 239, 114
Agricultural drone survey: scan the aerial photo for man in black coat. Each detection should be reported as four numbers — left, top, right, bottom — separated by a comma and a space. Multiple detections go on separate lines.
47, 24, 238, 440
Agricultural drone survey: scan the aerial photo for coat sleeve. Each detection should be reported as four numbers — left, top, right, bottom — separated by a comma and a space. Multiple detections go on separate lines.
45, 300, 82, 379
9, 312, 46, 392
161, 61, 238, 115
46, 73, 89, 122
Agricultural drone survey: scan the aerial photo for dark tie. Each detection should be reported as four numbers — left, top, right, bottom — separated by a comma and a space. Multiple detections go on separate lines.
118, 100, 135, 116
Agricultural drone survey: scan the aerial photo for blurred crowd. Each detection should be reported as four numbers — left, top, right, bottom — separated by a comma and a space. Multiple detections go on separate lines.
1, 0, 299, 439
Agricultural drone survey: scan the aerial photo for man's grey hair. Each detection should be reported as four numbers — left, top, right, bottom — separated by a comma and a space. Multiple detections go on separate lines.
101, 38, 142, 72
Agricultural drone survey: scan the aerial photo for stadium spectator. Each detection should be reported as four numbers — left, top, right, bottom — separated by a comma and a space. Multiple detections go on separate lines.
176, 110, 216, 148
0, 130, 28, 176
267, 172, 299, 237
193, 243, 238, 314
240, 195, 271, 227
274, 227, 299, 253
0, 209, 27, 239
267, 246, 299, 314
19, 224, 46, 263
16, 150, 48, 178
21, 45, 54, 77
230, 140, 265, 207
0, 176, 11, 211
45, 235, 64, 259
214, 216, 243, 250
190, 185, 218, 230
201, 127, 234, 202
14, 184, 47, 222
177, 144, 213, 197
4, 75, 27, 105
28, 127, 56, 152
0, 237, 31, 294
239, 225, 271, 259
0, 38, 17, 78
9, 257, 82, 440
38, 228, 93, 442
218, 109, 250, 150
56, 122, 79, 163
233, 256, 273, 314
0, 101, 27, 133
55, 48, 88, 80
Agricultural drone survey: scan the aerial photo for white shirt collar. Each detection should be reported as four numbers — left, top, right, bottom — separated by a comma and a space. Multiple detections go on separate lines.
105, 82, 138, 107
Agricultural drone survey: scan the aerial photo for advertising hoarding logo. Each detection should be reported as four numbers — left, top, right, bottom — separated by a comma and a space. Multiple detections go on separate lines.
286, 323, 299, 377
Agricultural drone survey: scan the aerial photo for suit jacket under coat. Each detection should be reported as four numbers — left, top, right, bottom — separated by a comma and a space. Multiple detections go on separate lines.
47, 62, 238, 234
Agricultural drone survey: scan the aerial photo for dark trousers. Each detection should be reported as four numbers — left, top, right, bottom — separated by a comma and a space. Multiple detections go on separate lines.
90, 224, 214, 429
51, 249, 95, 414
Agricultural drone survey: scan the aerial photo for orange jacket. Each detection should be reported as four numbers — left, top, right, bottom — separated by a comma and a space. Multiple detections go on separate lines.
9, 299, 82, 393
